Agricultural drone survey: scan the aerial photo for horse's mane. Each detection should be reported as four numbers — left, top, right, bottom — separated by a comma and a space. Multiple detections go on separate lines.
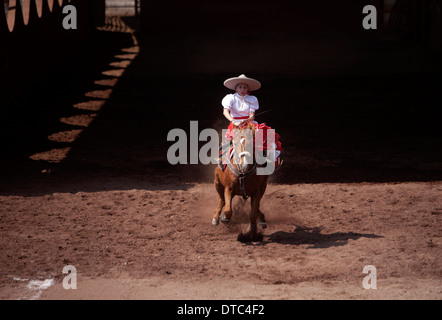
237, 121, 256, 136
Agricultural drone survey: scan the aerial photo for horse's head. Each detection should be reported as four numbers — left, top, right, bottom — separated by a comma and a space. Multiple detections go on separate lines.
231, 122, 255, 173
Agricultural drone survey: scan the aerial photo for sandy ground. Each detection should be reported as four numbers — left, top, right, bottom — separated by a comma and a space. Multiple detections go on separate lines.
1, 180, 441, 300
1, 12, 442, 300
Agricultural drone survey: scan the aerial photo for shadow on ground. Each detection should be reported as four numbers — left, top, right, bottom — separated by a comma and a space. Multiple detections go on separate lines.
263, 225, 383, 248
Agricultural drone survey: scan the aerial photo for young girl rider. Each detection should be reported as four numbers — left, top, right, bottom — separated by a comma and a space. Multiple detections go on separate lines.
221, 74, 282, 168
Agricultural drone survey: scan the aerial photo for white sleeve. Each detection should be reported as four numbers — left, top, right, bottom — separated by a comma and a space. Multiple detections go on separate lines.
249, 96, 259, 112
221, 94, 233, 109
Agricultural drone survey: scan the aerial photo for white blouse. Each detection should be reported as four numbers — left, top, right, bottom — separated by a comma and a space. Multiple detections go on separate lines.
222, 93, 259, 119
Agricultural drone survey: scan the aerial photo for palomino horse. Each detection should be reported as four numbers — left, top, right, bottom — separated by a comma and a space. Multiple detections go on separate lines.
212, 121, 269, 242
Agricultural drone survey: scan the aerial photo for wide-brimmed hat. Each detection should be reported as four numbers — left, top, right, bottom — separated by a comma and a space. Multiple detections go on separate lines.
223, 74, 261, 91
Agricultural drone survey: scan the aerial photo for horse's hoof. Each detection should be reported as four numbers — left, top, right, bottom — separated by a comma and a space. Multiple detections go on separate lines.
237, 232, 263, 243
253, 233, 264, 242
237, 233, 249, 242
221, 215, 230, 224
212, 218, 219, 226
260, 221, 267, 228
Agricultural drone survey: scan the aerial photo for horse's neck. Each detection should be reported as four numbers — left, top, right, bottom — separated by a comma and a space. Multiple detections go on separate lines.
244, 123, 256, 135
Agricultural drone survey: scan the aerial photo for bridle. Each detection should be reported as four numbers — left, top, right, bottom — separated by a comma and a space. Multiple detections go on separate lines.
226, 155, 257, 200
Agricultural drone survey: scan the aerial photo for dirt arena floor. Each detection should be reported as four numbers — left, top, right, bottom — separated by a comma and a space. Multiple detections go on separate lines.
1, 10, 442, 300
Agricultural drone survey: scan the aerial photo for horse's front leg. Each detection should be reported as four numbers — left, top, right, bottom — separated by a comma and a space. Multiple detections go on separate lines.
237, 194, 263, 242
259, 210, 267, 228
221, 187, 233, 223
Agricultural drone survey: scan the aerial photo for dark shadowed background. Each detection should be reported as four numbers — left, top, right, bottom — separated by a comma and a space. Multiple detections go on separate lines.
1, 0, 441, 194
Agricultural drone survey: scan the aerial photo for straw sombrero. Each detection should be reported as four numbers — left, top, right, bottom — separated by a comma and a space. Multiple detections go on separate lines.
223, 74, 261, 91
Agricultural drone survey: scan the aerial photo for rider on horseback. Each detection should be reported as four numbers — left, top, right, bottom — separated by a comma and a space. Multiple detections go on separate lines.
220, 74, 283, 169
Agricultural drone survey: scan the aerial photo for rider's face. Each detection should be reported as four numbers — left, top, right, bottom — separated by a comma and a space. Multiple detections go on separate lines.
235, 83, 248, 96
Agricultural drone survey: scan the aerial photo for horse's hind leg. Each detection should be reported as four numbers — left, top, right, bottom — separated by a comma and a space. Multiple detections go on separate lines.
212, 174, 225, 226
258, 180, 268, 228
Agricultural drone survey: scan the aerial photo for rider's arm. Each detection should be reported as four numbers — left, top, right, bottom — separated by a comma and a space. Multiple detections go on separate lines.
223, 108, 234, 122
248, 111, 255, 122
